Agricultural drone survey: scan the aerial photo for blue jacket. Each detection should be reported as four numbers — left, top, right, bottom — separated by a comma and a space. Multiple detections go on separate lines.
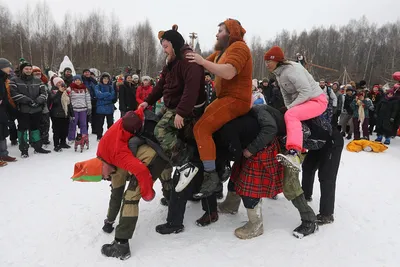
95, 83, 115, 114
82, 76, 97, 102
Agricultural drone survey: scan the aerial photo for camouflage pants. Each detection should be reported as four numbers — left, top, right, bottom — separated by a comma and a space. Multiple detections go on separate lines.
160, 167, 173, 199
106, 145, 158, 240
154, 109, 179, 159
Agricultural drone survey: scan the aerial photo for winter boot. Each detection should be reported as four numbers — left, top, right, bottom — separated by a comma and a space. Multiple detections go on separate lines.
346, 134, 352, 140
60, 142, 71, 149
102, 219, 115, 234
54, 146, 62, 152
316, 214, 334, 225
101, 240, 131, 260
217, 191, 241, 214
276, 150, 302, 172
11, 140, 18, 146
0, 161, 7, 167
375, 135, 383, 142
193, 170, 221, 199
175, 162, 199, 192
34, 146, 51, 154
292, 220, 318, 239
155, 222, 184, 235
21, 152, 29, 158
384, 138, 391, 145
196, 212, 219, 227
234, 201, 264, 239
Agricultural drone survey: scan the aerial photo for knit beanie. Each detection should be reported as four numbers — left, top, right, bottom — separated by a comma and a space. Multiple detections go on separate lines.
132, 74, 139, 80
160, 24, 185, 59
264, 46, 285, 62
73, 75, 82, 82
82, 68, 90, 74
0, 58, 12, 69
53, 77, 64, 87
122, 108, 145, 134
19, 61, 33, 73
141, 76, 151, 82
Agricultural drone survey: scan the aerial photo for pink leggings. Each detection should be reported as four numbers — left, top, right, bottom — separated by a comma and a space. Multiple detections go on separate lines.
284, 94, 328, 151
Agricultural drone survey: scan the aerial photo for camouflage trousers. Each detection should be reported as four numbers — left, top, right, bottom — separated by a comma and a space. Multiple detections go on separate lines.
160, 167, 173, 199
154, 109, 179, 160
106, 145, 164, 240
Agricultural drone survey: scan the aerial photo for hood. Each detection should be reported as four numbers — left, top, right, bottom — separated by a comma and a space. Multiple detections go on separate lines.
100, 72, 112, 85
224, 19, 246, 45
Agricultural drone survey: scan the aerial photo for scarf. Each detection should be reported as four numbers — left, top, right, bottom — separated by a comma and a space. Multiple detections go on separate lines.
358, 100, 365, 124
70, 82, 87, 93
61, 91, 70, 117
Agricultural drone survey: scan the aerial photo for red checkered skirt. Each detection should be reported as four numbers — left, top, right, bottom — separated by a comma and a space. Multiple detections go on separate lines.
230, 139, 284, 199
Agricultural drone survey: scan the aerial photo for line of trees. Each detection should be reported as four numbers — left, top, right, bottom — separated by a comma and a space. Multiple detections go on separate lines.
0, 1, 399, 85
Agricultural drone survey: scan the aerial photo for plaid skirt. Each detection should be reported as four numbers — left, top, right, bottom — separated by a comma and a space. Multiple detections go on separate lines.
230, 139, 284, 198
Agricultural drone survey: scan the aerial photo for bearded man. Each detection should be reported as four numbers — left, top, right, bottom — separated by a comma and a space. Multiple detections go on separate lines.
186, 19, 253, 198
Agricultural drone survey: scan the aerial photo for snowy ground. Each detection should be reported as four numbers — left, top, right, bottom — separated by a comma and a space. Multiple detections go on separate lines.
1, 126, 400, 267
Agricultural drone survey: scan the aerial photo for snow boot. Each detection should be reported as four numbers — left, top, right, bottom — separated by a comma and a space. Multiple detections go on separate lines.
217, 191, 241, 214
0, 161, 7, 167
34, 147, 51, 154
276, 150, 302, 172
60, 142, 71, 149
21, 152, 29, 158
54, 146, 62, 152
316, 214, 334, 225
375, 135, 383, 142
234, 201, 264, 239
292, 220, 318, 239
193, 170, 221, 199
101, 240, 131, 260
384, 138, 391, 145
196, 212, 219, 227
102, 219, 115, 234
175, 163, 199, 193
155, 222, 184, 235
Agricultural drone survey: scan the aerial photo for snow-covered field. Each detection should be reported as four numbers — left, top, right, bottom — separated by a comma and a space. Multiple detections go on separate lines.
1, 128, 399, 267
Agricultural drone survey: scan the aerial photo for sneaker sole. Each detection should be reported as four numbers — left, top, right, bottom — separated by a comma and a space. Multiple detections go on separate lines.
156, 228, 184, 235
175, 166, 199, 193
276, 154, 301, 172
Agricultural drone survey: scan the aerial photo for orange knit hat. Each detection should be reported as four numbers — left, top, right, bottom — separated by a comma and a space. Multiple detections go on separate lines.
264, 46, 285, 62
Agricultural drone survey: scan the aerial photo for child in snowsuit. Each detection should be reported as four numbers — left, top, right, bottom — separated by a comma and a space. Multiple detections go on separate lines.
264, 46, 327, 172
136, 76, 153, 110
375, 89, 399, 145
351, 92, 373, 140
68, 75, 92, 144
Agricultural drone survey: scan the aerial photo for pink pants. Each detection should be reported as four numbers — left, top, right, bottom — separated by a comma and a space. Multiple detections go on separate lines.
285, 94, 328, 151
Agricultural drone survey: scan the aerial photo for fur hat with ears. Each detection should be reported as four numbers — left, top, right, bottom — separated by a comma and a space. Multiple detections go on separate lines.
159, 24, 185, 59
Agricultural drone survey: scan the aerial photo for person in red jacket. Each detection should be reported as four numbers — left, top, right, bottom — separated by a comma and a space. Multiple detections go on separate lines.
136, 76, 153, 110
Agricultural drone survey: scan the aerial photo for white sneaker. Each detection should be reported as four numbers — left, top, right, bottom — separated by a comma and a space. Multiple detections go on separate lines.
175, 163, 199, 192
276, 153, 302, 172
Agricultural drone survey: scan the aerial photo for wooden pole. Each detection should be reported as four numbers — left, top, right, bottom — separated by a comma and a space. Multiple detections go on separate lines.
189, 32, 198, 49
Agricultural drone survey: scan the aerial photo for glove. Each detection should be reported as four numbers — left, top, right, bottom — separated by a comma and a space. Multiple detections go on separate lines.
279, 106, 288, 114
135, 172, 155, 201
70, 117, 75, 122
30, 101, 39, 108
390, 118, 394, 123
87, 109, 92, 116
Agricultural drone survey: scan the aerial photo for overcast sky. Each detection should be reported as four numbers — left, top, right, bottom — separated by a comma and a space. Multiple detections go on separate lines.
4, 0, 400, 51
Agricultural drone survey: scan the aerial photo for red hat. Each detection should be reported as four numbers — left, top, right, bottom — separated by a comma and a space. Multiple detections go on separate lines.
122, 108, 145, 134
393, 71, 400, 82
264, 46, 285, 62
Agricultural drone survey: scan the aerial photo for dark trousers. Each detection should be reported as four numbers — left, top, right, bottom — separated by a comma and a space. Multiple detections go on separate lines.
167, 163, 217, 226
8, 119, 17, 141
368, 110, 376, 133
353, 117, 369, 139
301, 130, 343, 216
51, 117, 69, 147
17, 112, 42, 152
96, 114, 114, 138
40, 113, 50, 143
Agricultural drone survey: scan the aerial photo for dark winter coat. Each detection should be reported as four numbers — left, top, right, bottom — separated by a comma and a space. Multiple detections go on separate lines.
260, 84, 273, 104
145, 45, 206, 118
368, 91, 383, 108
9, 74, 47, 114
49, 90, 73, 118
343, 94, 355, 114
376, 97, 399, 134
270, 86, 285, 110
82, 76, 98, 104
247, 105, 284, 155
118, 81, 138, 112
0, 70, 9, 139
95, 74, 115, 115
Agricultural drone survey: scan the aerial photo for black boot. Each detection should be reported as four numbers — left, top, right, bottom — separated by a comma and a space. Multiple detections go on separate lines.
101, 240, 131, 260
21, 151, 29, 158
316, 214, 334, 225
292, 220, 318, 239
11, 140, 18, 146
102, 219, 115, 233
155, 222, 184, 235
54, 146, 63, 152
34, 147, 51, 154
196, 212, 219, 227
60, 142, 71, 149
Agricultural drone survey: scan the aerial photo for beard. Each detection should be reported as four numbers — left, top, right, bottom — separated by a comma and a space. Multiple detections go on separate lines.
214, 35, 229, 51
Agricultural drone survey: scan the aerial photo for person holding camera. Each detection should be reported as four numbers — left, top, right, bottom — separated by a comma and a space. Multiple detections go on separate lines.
49, 77, 74, 152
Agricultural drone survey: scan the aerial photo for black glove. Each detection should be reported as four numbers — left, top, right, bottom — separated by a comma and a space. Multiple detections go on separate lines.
390, 118, 394, 123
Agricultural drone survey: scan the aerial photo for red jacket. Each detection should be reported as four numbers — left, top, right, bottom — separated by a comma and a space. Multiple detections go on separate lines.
136, 85, 153, 109
96, 109, 154, 201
